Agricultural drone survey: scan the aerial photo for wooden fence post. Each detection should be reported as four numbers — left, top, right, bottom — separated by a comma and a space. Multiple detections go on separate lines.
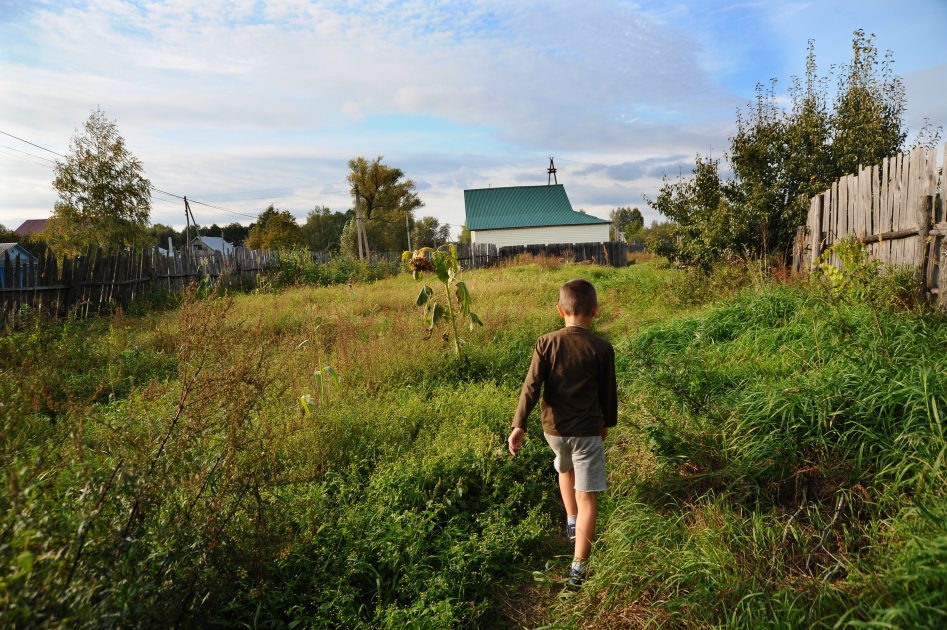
940, 236, 947, 310
792, 226, 807, 273
811, 193, 825, 268
917, 195, 933, 293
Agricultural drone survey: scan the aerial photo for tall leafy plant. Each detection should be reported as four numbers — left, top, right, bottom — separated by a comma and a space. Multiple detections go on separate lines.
47, 108, 152, 255
402, 245, 483, 357
346, 156, 424, 253
831, 30, 907, 175
649, 32, 919, 267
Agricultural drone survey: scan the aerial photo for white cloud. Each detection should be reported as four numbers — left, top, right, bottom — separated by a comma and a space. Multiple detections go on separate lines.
3, 0, 739, 139
1, 0, 943, 233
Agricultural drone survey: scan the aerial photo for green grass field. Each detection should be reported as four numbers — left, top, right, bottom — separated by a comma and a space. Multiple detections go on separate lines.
2, 258, 945, 628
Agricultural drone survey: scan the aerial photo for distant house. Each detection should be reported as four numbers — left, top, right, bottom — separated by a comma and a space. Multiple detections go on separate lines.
0, 243, 40, 287
464, 184, 610, 248
189, 236, 235, 255
0, 243, 38, 265
14, 219, 48, 235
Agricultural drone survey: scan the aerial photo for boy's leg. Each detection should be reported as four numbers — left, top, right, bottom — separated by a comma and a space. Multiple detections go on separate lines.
573, 490, 598, 561
558, 436, 605, 597
545, 434, 579, 539
567, 435, 606, 562
558, 468, 578, 517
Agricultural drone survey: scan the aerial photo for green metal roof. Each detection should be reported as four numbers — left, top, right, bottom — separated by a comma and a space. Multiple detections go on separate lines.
464, 184, 610, 231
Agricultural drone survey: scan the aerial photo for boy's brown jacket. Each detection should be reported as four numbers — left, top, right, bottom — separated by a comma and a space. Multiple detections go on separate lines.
512, 326, 617, 437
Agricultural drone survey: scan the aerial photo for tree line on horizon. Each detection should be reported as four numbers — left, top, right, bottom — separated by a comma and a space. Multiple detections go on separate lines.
2, 110, 645, 259
13, 33, 923, 266
0, 112, 458, 259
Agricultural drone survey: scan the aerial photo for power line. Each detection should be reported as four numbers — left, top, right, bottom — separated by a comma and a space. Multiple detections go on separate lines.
0, 129, 261, 222
151, 190, 185, 203
0, 149, 55, 168
151, 187, 183, 200
0, 128, 656, 224
0, 144, 58, 163
0, 129, 611, 210
0, 130, 65, 157
188, 199, 259, 219
148, 189, 256, 220
151, 196, 186, 208
150, 187, 259, 221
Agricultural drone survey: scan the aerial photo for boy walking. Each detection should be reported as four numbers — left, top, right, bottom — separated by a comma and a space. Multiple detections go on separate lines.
507, 278, 617, 596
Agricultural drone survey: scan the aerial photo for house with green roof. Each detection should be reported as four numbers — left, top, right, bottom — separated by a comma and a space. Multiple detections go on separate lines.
463, 184, 610, 248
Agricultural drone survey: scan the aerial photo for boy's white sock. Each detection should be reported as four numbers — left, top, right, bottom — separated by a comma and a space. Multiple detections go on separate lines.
567, 514, 577, 527
571, 559, 586, 573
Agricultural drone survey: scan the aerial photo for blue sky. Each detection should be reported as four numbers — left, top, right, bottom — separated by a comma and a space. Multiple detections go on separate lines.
1, 0, 945, 233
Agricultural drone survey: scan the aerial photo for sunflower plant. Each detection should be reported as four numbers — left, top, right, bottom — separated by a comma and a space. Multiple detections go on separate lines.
402, 244, 483, 357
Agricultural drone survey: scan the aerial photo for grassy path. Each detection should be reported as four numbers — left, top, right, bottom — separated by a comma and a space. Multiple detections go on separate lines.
0, 260, 685, 628
5, 258, 944, 628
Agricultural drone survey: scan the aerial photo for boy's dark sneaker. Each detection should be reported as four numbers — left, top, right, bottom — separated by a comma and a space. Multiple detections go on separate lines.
558, 566, 585, 599
566, 522, 576, 542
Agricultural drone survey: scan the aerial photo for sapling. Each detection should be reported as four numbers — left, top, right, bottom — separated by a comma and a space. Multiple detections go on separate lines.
402, 244, 483, 357
815, 236, 881, 301
300, 365, 340, 416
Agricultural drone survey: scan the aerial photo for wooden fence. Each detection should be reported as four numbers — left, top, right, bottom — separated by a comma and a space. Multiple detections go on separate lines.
454, 243, 498, 268
455, 241, 631, 268
797, 144, 945, 299
2, 238, 636, 326
1, 245, 279, 326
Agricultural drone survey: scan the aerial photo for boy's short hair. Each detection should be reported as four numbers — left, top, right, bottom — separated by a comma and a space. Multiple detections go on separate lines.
559, 279, 597, 316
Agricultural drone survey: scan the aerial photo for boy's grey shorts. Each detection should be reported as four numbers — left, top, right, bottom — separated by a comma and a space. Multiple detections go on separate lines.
543, 433, 607, 493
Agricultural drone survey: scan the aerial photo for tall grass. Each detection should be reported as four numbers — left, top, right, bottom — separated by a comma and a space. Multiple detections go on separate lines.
8, 255, 941, 628
272, 251, 401, 288
0, 261, 683, 628
562, 271, 947, 628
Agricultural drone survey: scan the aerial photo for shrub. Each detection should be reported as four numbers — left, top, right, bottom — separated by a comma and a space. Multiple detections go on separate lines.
275, 251, 401, 287
574, 278, 947, 627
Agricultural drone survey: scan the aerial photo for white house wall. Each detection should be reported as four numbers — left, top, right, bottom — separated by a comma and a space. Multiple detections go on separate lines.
471, 224, 610, 248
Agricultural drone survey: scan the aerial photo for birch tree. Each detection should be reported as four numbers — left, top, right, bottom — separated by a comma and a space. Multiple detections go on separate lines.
46, 109, 151, 255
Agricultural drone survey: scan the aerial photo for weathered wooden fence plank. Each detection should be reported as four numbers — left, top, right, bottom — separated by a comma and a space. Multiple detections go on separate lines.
797, 144, 944, 302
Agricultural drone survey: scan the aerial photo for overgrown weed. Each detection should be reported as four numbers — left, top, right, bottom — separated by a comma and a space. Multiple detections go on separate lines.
2, 259, 683, 627
628, 251, 656, 265
273, 251, 401, 288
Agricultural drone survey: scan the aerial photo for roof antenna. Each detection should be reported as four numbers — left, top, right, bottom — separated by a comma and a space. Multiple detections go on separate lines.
547, 157, 558, 185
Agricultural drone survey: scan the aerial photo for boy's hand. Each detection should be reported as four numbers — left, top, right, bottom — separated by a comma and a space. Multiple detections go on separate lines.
508, 428, 525, 456
601, 426, 608, 441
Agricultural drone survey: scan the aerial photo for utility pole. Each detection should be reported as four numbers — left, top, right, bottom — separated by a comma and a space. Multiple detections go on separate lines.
184, 196, 191, 251
354, 186, 370, 261
361, 198, 371, 259
354, 186, 363, 260
405, 208, 412, 252
547, 158, 558, 185
184, 197, 204, 251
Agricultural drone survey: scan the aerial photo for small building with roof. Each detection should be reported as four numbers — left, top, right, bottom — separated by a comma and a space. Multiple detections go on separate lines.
0, 243, 39, 265
14, 219, 48, 235
189, 236, 235, 255
0, 243, 40, 287
463, 184, 610, 248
